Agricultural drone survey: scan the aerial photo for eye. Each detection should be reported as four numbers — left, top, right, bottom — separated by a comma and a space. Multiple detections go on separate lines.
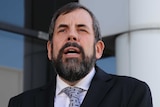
78, 29, 88, 33
58, 29, 66, 33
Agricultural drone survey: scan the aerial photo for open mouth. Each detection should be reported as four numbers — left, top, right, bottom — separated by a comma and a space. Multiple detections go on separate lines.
64, 47, 80, 55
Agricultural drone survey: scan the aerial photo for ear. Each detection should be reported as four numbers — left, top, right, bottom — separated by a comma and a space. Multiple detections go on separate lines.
95, 40, 105, 59
47, 41, 52, 60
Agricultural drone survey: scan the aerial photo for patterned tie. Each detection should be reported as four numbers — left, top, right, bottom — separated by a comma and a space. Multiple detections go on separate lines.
63, 87, 84, 107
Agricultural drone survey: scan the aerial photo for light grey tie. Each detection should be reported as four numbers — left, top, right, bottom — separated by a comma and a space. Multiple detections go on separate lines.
63, 87, 84, 107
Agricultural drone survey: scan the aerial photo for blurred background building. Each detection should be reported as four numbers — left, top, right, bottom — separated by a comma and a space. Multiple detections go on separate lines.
0, 0, 159, 107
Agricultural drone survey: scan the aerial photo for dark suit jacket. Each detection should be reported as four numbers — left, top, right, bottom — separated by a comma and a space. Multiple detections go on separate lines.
8, 66, 153, 107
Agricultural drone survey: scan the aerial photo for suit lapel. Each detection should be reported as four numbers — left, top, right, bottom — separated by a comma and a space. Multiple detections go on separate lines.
81, 66, 113, 107
35, 79, 56, 107
33, 66, 113, 107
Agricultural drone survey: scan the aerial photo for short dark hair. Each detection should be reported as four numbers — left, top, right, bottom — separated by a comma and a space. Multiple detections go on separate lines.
48, 2, 102, 42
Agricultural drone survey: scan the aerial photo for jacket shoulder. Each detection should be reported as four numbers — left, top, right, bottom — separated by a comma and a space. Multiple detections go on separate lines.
8, 83, 52, 107
96, 66, 149, 89
96, 66, 151, 97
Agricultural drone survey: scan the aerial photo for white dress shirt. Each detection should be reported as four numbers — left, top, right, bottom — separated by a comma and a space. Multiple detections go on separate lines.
54, 67, 95, 107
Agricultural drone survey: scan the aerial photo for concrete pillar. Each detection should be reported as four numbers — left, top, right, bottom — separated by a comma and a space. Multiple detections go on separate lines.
116, 0, 160, 106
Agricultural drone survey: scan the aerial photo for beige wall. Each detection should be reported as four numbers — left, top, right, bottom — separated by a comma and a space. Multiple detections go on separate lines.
0, 66, 23, 107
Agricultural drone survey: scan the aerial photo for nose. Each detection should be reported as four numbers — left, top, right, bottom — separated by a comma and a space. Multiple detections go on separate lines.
68, 35, 77, 41
67, 30, 78, 41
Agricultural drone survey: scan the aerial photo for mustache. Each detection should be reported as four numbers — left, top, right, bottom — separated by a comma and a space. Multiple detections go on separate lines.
55, 42, 85, 61
60, 42, 83, 54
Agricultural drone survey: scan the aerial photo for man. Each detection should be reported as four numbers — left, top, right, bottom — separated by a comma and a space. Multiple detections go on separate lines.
8, 2, 152, 107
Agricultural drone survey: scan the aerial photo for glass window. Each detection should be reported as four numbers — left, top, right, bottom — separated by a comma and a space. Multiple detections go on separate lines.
96, 57, 116, 74
0, 0, 24, 27
0, 0, 24, 70
0, 30, 24, 70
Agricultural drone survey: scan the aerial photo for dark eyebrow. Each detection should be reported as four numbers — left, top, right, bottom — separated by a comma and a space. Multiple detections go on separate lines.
57, 24, 89, 29
76, 24, 88, 28
57, 24, 68, 29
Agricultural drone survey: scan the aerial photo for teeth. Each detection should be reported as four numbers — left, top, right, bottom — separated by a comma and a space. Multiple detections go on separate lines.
64, 47, 80, 54
66, 49, 77, 54
69, 49, 75, 51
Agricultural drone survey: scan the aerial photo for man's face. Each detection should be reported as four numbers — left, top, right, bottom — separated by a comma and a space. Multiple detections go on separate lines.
47, 9, 104, 82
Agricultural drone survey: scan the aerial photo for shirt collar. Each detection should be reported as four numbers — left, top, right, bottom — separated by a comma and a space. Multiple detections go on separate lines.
55, 67, 96, 96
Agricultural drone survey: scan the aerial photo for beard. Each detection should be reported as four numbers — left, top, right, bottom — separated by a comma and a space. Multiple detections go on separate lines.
52, 42, 96, 82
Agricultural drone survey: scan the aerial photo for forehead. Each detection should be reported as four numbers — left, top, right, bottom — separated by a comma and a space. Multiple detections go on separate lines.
55, 9, 93, 27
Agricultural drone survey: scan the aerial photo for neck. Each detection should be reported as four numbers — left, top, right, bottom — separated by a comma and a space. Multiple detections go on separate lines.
60, 77, 81, 86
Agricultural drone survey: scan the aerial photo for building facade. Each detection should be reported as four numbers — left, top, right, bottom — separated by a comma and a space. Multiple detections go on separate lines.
0, 0, 159, 107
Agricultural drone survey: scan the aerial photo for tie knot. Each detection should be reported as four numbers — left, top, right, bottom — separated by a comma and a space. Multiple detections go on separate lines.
62, 87, 84, 107
62, 87, 84, 98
